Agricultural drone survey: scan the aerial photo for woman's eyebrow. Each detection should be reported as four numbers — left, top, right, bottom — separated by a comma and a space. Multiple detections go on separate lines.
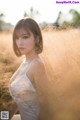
21, 33, 28, 35
21, 33, 30, 36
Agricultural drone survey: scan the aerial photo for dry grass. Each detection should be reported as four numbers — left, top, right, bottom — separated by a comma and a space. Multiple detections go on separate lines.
0, 31, 23, 110
0, 28, 80, 119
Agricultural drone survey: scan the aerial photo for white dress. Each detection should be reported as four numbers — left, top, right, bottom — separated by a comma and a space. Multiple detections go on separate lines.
8, 57, 40, 120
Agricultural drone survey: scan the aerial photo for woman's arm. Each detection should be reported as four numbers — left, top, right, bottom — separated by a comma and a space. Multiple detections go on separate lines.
7, 100, 19, 120
32, 61, 49, 96
31, 60, 50, 120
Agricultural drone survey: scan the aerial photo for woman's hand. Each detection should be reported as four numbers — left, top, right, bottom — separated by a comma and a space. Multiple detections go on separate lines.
7, 100, 19, 120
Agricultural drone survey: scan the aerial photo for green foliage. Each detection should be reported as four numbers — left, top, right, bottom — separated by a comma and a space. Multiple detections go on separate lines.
55, 9, 80, 28
0, 12, 5, 30
23, 7, 39, 19
69, 9, 80, 28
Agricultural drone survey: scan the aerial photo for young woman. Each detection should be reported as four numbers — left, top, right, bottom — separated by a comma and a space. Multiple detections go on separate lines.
8, 17, 50, 120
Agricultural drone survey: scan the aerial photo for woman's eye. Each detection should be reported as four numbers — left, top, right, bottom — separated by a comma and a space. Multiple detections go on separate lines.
23, 36, 29, 39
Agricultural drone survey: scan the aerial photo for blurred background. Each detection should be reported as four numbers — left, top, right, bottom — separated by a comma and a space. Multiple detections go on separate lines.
0, 0, 80, 30
0, 0, 80, 120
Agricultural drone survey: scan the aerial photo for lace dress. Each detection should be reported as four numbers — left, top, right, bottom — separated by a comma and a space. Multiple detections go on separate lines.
8, 58, 41, 120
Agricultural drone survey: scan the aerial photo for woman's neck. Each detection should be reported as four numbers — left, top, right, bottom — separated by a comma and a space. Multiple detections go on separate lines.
25, 51, 39, 62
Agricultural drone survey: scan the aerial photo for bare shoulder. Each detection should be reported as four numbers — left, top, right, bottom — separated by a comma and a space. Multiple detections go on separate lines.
31, 58, 49, 92
31, 58, 46, 74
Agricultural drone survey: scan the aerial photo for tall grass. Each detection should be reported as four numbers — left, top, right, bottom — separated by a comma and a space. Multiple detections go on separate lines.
0, 28, 80, 119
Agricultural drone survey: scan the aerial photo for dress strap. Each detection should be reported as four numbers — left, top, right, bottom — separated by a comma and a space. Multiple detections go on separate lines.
22, 57, 39, 74
9, 57, 39, 85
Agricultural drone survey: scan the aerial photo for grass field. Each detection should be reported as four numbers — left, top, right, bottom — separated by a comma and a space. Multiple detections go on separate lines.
0, 28, 80, 120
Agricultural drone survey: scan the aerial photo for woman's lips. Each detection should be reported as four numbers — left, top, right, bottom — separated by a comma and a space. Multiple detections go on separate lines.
19, 47, 25, 50
19, 47, 24, 49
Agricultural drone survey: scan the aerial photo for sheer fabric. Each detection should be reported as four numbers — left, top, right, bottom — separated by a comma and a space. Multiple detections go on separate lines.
9, 58, 40, 120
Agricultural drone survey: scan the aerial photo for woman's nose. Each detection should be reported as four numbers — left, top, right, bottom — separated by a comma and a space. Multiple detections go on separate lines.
18, 37, 22, 41
18, 38, 24, 45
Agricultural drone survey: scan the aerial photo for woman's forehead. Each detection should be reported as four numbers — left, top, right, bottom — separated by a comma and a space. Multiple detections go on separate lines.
15, 28, 31, 37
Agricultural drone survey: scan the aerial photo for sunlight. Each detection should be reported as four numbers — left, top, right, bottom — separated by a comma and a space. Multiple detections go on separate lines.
0, 0, 80, 25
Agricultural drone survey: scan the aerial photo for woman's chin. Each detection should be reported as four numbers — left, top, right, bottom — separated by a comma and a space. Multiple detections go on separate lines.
21, 51, 30, 55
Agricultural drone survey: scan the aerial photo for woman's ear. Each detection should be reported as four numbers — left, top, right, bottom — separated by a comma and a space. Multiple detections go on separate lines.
35, 36, 40, 45
34, 36, 40, 52
36, 36, 40, 42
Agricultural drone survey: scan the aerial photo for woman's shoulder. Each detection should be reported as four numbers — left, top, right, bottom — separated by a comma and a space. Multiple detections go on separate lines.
30, 57, 46, 76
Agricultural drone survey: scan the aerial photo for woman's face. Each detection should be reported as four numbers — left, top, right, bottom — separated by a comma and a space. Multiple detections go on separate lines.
15, 29, 36, 55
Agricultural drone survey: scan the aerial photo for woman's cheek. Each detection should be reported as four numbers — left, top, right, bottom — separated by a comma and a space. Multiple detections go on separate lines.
25, 40, 35, 50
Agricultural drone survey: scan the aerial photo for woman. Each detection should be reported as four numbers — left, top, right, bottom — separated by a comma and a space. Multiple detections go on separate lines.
8, 17, 50, 120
